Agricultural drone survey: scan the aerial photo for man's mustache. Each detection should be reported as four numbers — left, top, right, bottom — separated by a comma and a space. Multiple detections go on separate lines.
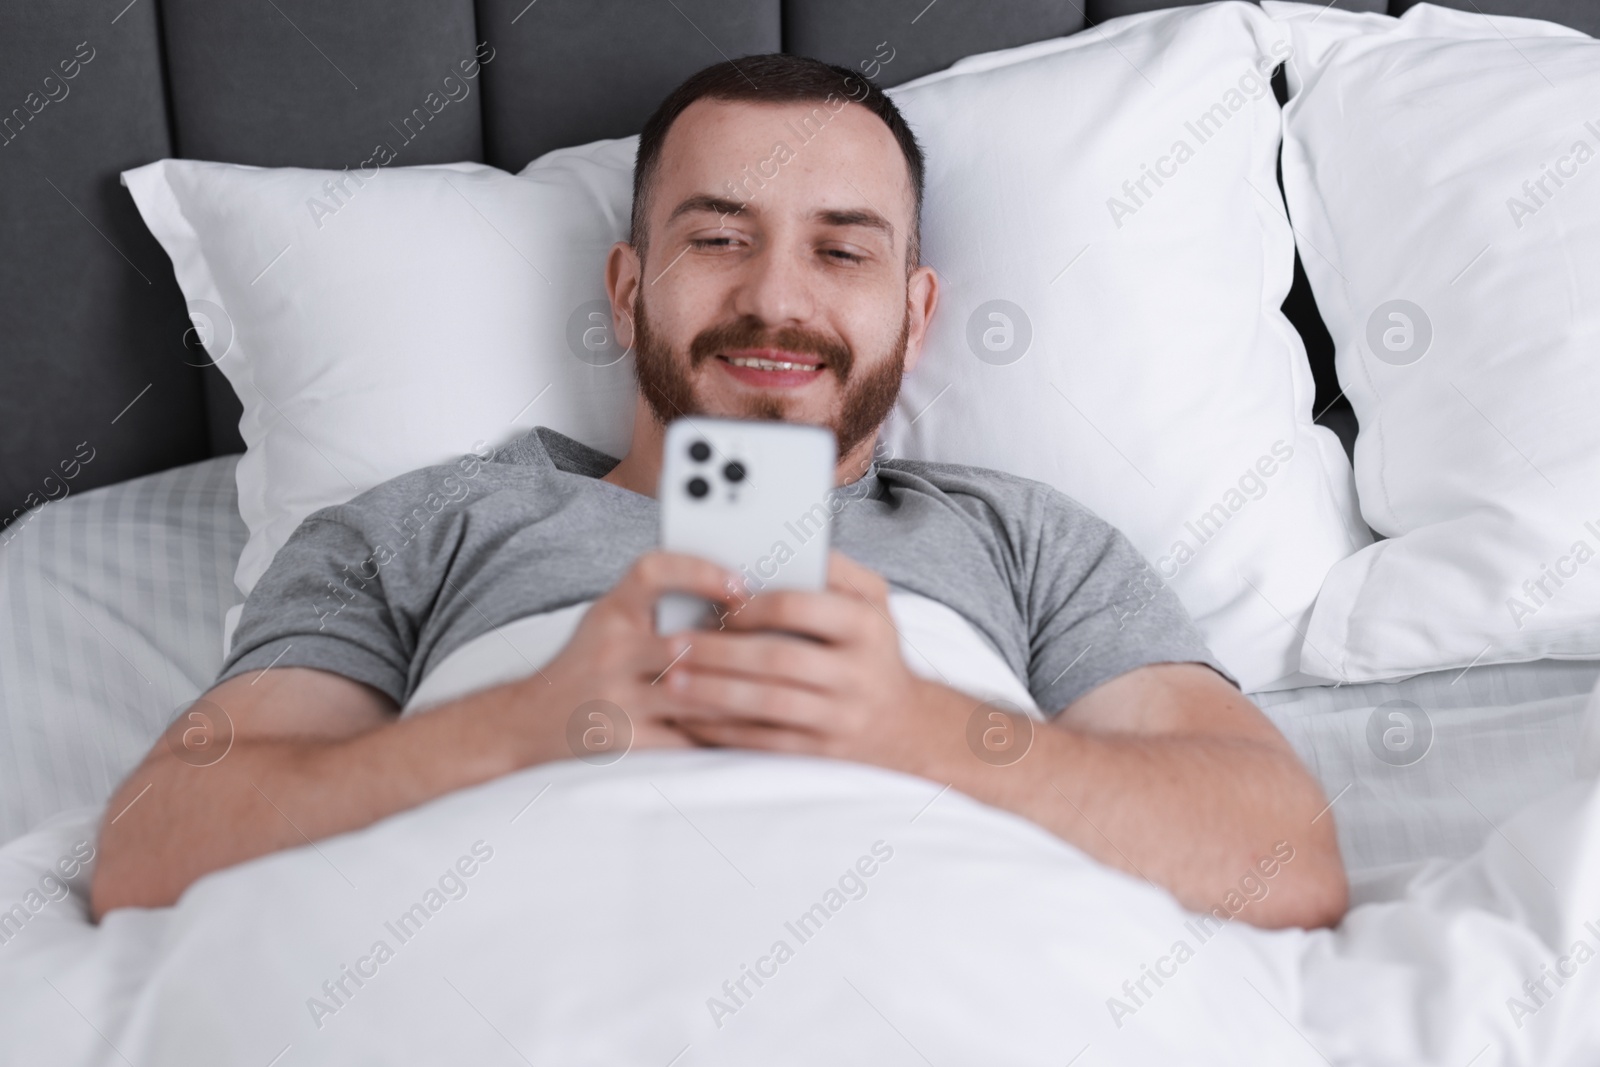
688, 318, 853, 382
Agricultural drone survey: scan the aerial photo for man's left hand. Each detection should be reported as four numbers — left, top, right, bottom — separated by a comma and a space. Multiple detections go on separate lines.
661, 550, 962, 775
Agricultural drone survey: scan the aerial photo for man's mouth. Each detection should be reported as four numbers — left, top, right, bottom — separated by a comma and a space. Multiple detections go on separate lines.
714, 348, 828, 386
718, 349, 825, 372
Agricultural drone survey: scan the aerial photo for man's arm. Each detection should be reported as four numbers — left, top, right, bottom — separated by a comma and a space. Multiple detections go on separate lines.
93, 667, 536, 920
90, 552, 733, 920
928, 660, 1346, 929
663, 553, 1348, 929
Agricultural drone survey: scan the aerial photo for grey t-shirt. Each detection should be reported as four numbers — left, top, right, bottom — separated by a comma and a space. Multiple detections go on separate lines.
216, 426, 1231, 714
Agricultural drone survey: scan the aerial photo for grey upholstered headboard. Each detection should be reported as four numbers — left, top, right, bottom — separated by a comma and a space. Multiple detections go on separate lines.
2, 0, 1595, 528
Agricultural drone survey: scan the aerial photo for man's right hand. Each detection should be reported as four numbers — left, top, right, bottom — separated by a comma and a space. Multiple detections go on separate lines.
525, 550, 743, 759
90, 550, 740, 919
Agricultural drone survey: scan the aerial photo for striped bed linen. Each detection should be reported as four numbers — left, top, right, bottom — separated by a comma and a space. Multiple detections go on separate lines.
1256, 657, 1600, 882
0, 455, 245, 845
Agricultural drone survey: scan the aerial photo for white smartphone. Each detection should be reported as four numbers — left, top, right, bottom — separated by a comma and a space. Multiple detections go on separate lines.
656, 417, 838, 635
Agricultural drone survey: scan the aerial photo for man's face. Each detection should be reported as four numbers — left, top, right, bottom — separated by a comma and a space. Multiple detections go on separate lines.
617, 97, 932, 462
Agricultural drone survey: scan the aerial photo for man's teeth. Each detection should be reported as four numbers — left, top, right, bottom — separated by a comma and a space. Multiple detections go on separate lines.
724, 356, 822, 372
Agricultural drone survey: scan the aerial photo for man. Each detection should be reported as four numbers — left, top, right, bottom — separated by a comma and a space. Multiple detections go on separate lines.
92, 54, 1347, 928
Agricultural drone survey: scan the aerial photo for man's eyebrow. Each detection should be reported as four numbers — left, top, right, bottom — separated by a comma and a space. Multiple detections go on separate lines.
812, 207, 894, 242
666, 194, 748, 225
665, 194, 895, 243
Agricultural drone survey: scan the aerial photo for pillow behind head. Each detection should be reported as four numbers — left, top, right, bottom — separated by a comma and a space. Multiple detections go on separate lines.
884, 1, 1367, 691
124, 146, 641, 655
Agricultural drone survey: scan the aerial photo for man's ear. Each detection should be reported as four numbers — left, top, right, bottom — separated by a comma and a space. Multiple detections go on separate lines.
901, 263, 940, 376
605, 240, 641, 349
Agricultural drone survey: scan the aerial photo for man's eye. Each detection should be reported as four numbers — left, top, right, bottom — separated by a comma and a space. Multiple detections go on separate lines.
824, 249, 863, 263
690, 237, 736, 249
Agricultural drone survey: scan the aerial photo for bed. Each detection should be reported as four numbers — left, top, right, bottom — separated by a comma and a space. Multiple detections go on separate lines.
5, 453, 1598, 878
5, 424, 1599, 1063
5, 0, 1600, 1064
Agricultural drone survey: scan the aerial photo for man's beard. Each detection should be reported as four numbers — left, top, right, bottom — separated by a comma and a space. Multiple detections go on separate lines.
628, 291, 910, 463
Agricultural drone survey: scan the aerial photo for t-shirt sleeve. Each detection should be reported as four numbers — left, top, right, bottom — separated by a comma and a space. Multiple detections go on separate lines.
214, 512, 412, 707
1019, 487, 1236, 716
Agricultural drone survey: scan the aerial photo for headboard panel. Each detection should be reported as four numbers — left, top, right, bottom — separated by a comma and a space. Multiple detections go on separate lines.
0, 0, 1592, 530
784, 0, 1084, 88
1395, 0, 1600, 33
0, 0, 204, 518
479, 0, 782, 170
160, 1, 485, 170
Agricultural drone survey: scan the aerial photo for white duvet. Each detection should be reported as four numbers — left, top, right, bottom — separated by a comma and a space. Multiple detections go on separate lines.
3, 595, 1600, 1065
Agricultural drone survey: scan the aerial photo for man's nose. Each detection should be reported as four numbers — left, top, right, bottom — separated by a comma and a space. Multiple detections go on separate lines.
730, 242, 816, 328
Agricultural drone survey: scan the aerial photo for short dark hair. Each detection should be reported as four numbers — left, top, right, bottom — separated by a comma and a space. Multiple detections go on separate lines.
630, 53, 925, 272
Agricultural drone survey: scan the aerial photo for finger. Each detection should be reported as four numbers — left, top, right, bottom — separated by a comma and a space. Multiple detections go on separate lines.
637, 628, 699, 684
610, 550, 743, 617
678, 631, 839, 692
718, 588, 863, 644
674, 717, 821, 755
663, 669, 828, 730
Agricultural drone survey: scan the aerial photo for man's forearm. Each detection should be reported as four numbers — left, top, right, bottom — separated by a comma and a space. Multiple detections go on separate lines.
91, 675, 551, 919
908, 682, 1347, 928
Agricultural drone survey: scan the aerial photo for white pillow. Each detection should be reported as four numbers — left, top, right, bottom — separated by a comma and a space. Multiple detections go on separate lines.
123, 148, 642, 655
1265, 1, 1600, 682
128, 1, 1366, 690
882, 1, 1367, 691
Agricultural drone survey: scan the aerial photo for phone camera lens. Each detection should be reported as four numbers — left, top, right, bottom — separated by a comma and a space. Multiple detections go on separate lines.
686, 476, 710, 499
723, 461, 746, 483
688, 440, 711, 462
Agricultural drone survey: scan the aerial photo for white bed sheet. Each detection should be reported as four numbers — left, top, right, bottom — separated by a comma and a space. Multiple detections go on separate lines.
7, 747, 1600, 1066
